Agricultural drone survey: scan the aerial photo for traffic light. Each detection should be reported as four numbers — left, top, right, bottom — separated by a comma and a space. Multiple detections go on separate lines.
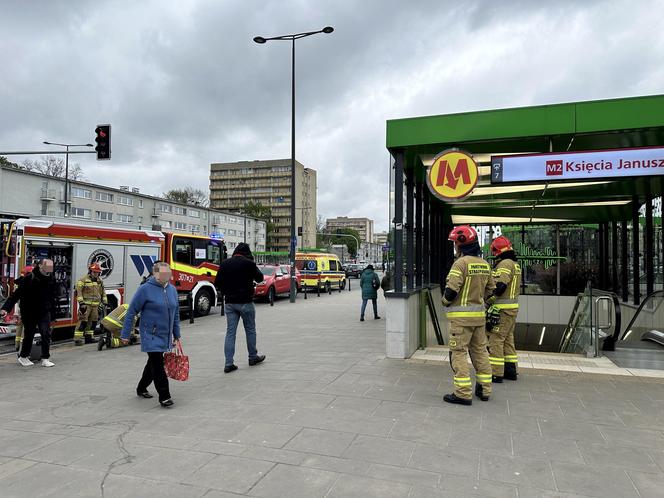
95, 124, 111, 160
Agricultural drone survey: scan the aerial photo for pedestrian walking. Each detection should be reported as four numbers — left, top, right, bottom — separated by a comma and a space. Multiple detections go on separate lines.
380, 269, 392, 298
121, 261, 180, 407
441, 226, 495, 405
359, 264, 381, 321
488, 236, 522, 382
74, 263, 107, 345
214, 243, 266, 373
11, 265, 33, 353
0, 259, 56, 367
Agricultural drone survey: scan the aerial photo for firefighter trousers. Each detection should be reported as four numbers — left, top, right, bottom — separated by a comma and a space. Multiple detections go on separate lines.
449, 323, 492, 400
75, 304, 100, 339
488, 312, 518, 377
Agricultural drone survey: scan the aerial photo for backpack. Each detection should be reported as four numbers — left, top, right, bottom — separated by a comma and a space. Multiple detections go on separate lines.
371, 275, 380, 290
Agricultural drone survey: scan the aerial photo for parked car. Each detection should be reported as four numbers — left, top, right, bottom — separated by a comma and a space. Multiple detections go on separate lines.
280, 265, 302, 291
254, 264, 301, 302
345, 263, 363, 279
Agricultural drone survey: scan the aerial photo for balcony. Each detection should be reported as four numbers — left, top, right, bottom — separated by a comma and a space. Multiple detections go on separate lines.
40, 188, 56, 201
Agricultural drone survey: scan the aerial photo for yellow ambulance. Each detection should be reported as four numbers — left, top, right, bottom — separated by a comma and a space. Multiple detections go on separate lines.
295, 251, 346, 292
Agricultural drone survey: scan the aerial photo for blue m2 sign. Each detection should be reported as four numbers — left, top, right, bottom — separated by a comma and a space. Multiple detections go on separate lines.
131, 255, 158, 276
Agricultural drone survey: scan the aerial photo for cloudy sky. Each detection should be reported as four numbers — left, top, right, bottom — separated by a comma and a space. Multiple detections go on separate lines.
1, 0, 663, 231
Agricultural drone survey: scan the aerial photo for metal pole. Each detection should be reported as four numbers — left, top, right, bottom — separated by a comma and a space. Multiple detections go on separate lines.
394, 150, 404, 292
289, 37, 297, 304
64, 145, 69, 217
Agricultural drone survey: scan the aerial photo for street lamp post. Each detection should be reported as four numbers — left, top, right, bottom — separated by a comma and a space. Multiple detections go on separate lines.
254, 26, 333, 303
43, 141, 93, 217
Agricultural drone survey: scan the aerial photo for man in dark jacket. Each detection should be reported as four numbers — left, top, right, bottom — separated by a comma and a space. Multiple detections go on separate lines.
0, 259, 57, 367
214, 243, 265, 373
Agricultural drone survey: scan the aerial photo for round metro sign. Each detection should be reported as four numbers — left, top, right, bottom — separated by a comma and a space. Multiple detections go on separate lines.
426, 149, 479, 201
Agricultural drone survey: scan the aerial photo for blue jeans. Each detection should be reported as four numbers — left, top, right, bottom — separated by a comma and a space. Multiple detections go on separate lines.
361, 298, 378, 319
224, 302, 258, 367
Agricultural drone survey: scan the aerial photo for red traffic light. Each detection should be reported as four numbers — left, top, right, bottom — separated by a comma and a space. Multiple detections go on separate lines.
95, 124, 111, 160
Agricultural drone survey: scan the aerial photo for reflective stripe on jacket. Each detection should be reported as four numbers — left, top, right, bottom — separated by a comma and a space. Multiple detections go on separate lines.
444, 256, 496, 324
493, 259, 521, 315
76, 274, 107, 305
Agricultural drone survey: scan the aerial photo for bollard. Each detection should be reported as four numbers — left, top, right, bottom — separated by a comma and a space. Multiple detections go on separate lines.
188, 293, 195, 324
269, 289, 274, 307
219, 294, 225, 316
317, 278, 321, 297
338, 279, 342, 293
304, 283, 308, 300
348, 277, 351, 292
328, 282, 332, 295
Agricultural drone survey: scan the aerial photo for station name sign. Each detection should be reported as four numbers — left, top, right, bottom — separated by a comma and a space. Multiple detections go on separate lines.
491, 146, 664, 184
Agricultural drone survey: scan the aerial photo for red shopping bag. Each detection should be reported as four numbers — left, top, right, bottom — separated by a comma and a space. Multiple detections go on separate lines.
164, 341, 189, 381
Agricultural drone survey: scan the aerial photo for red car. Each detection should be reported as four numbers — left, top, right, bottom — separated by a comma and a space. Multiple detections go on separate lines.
254, 264, 302, 301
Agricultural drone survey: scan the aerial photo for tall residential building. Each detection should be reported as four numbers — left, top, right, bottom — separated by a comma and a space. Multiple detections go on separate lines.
325, 216, 374, 244
0, 166, 267, 253
374, 231, 388, 245
209, 159, 317, 252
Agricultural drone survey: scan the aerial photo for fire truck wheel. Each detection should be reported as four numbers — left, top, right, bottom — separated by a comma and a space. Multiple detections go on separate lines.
194, 289, 213, 316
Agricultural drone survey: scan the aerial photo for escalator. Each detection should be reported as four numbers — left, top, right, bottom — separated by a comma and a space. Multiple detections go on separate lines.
604, 291, 664, 370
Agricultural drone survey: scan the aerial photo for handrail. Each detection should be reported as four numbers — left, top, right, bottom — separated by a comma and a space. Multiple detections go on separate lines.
559, 292, 585, 352
3, 221, 15, 258
599, 291, 622, 351
619, 290, 664, 341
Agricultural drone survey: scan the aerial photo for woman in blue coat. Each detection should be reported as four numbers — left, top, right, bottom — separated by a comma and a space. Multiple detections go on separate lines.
121, 261, 181, 407
359, 265, 381, 321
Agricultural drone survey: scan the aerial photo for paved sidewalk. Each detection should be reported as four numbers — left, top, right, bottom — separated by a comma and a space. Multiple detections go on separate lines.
1, 287, 664, 497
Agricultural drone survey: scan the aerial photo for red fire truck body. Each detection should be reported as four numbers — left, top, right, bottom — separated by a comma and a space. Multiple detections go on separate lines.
0, 219, 225, 332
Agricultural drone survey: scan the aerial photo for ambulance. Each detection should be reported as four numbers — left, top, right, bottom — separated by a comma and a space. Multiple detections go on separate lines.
0, 218, 227, 334
295, 251, 346, 292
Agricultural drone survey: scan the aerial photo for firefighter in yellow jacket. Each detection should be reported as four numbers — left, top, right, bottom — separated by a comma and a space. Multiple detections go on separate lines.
74, 263, 107, 345
97, 303, 139, 350
488, 236, 521, 382
442, 225, 496, 405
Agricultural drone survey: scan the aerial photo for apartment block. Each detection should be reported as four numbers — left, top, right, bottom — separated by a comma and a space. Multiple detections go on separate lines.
0, 166, 266, 253
326, 216, 374, 244
209, 159, 317, 252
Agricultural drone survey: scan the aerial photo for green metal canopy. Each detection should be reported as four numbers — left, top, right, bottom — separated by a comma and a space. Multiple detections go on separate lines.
386, 95, 664, 223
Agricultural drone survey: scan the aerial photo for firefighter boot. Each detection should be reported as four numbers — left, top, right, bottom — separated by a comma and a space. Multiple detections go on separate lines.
443, 393, 472, 406
74, 322, 86, 346
492, 375, 503, 383
475, 383, 490, 401
84, 335, 98, 344
504, 362, 518, 381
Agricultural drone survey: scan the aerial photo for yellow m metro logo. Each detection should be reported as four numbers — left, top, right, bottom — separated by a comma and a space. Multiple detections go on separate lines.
427, 150, 478, 200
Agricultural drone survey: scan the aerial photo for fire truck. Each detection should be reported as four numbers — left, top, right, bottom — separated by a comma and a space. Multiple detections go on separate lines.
0, 218, 226, 333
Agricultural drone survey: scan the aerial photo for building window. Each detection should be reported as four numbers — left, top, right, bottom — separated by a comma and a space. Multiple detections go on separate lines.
202, 212, 207, 220
175, 207, 187, 216
71, 207, 91, 219
228, 217, 236, 224
189, 224, 200, 233
137, 216, 143, 223
228, 229, 237, 236
72, 187, 92, 199
174, 221, 187, 230
138, 200, 144, 208
96, 211, 113, 221
159, 203, 172, 213
118, 214, 133, 223
118, 195, 134, 206
96, 192, 114, 203
161, 220, 172, 229
189, 209, 200, 218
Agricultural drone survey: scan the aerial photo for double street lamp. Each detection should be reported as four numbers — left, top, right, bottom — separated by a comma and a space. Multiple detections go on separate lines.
254, 26, 334, 303
43, 141, 93, 217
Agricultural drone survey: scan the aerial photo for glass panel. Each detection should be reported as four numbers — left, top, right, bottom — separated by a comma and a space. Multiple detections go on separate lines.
621, 291, 664, 345
560, 284, 593, 354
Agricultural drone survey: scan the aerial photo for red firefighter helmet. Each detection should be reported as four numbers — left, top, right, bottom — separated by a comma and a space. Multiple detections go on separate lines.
20, 265, 34, 276
490, 236, 513, 256
89, 262, 102, 274
448, 225, 478, 245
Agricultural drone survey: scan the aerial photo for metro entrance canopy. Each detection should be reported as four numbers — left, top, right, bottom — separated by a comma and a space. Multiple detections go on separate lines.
386, 94, 664, 301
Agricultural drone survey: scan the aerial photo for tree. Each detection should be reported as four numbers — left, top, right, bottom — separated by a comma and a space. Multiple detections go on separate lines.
0, 156, 21, 169
320, 227, 361, 258
163, 187, 209, 207
22, 155, 84, 180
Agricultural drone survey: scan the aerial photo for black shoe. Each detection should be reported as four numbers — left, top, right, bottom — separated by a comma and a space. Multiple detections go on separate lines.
374, 316, 381, 320
136, 391, 153, 399
97, 339, 104, 351
443, 393, 472, 406
475, 384, 490, 402
360, 317, 365, 321
84, 336, 98, 344
504, 363, 518, 381
249, 355, 265, 366
224, 364, 238, 373
160, 399, 174, 407
492, 375, 503, 383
